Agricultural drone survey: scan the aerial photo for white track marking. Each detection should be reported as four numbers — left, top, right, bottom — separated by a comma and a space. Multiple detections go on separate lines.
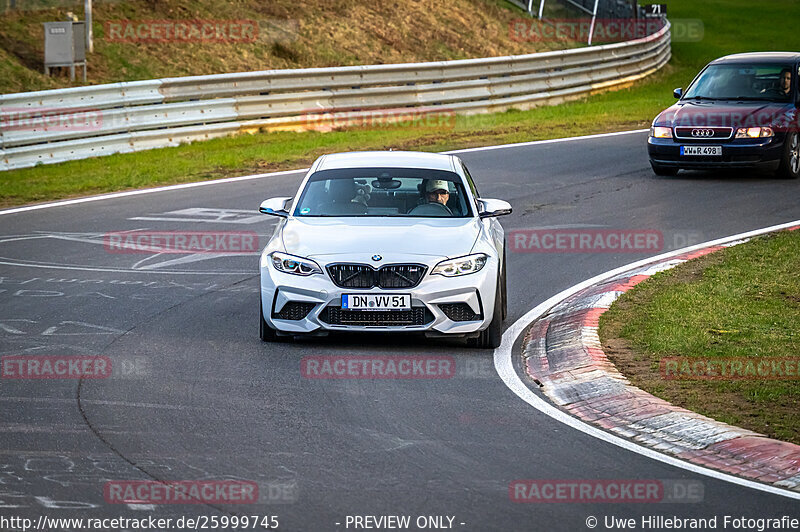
0, 130, 648, 217
0, 257, 253, 275
0, 396, 212, 411
495, 219, 800, 500
129, 207, 266, 224
443, 129, 648, 154
0, 169, 308, 217
0, 231, 264, 273
130, 252, 258, 271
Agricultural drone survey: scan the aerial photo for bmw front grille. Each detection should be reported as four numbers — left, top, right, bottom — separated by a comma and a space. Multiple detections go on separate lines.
326, 263, 427, 289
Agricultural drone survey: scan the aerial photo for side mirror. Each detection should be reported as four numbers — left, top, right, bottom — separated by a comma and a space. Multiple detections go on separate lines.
673, 87, 683, 99
259, 197, 292, 218
477, 198, 512, 218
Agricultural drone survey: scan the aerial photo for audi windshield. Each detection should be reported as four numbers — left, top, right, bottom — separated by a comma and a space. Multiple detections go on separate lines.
683, 63, 794, 102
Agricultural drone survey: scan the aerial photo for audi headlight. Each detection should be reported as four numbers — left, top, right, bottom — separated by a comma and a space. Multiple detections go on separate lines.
650, 126, 673, 139
735, 127, 774, 138
432, 253, 488, 277
270, 252, 322, 276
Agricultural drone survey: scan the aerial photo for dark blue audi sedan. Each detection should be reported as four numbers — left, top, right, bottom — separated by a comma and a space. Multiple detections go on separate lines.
647, 52, 800, 178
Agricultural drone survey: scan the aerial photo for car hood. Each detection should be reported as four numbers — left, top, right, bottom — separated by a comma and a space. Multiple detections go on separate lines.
280, 217, 481, 260
658, 101, 795, 128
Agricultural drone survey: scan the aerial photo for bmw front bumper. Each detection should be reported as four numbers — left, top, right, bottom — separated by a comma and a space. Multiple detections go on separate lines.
259, 253, 499, 337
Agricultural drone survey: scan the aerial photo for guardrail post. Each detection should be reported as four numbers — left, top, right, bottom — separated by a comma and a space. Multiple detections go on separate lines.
85, 0, 93, 53
587, 0, 600, 45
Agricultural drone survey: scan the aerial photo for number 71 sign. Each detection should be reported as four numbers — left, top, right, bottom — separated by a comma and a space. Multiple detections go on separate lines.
644, 4, 667, 16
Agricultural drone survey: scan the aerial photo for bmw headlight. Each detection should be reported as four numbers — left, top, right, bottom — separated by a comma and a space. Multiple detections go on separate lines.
650, 126, 673, 139
432, 253, 488, 277
270, 252, 322, 276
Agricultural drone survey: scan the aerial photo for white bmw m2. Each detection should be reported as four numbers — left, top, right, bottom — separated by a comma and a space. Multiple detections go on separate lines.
258, 151, 512, 348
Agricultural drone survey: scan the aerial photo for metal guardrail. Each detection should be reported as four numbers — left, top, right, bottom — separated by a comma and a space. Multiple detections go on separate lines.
0, 22, 670, 171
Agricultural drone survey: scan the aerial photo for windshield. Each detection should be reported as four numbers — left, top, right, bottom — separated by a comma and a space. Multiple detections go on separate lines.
293, 167, 474, 217
683, 63, 794, 101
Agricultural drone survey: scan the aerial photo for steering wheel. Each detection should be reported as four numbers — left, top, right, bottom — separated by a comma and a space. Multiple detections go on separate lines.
408, 202, 453, 217
762, 87, 788, 98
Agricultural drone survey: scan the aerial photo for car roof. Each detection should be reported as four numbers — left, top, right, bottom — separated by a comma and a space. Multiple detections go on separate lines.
711, 52, 800, 65
316, 151, 456, 172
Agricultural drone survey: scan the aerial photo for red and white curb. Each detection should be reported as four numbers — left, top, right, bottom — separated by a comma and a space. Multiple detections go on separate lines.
495, 220, 800, 500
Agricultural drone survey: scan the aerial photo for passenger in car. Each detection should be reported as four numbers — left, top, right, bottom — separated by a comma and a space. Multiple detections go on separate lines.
352, 182, 371, 207
327, 179, 367, 215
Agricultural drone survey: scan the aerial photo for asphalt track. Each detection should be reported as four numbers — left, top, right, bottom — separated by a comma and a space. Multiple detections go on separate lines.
1, 130, 799, 531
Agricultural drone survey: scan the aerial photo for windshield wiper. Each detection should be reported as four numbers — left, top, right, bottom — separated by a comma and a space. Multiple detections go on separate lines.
730, 96, 783, 101
686, 95, 782, 102
682, 95, 722, 100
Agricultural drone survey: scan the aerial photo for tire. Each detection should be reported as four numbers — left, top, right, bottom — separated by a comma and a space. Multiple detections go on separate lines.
259, 298, 282, 342
470, 276, 504, 349
650, 161, 679, 176
776, 131, 800, 179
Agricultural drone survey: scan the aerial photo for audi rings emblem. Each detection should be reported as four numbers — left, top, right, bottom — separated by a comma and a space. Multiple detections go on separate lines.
691, 128, 714, 137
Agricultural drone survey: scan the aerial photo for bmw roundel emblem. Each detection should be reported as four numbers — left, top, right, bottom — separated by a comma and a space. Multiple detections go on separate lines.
372, 255, 382, 262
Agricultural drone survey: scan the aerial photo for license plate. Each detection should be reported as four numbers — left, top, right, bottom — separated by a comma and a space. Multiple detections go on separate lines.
681, 145, 721, 156
342, 294, 411, 311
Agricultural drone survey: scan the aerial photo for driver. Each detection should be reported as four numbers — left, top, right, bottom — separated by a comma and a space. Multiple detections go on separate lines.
778, 68, 792, 96
763, 68, 791, 97
425, 179, 450, 206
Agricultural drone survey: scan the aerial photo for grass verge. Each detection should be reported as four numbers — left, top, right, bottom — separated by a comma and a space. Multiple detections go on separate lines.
2, 0, 800, 207
599, 230, 800, 445
0, 93, 664, 207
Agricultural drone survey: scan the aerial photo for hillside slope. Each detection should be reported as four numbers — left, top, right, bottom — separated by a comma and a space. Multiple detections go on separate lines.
0, 0, 572, 94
